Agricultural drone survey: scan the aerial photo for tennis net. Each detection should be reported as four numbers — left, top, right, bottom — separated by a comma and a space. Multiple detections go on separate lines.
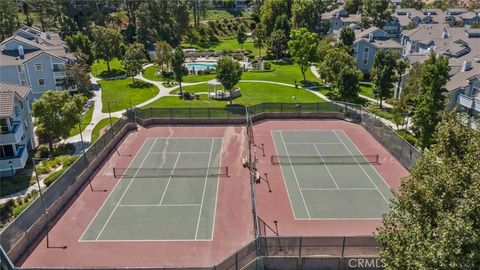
113, 166, 229, 178
271, 155, 379, 165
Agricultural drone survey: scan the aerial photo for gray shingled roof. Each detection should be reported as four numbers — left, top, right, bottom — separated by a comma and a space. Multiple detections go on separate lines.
0, 82, 31, 118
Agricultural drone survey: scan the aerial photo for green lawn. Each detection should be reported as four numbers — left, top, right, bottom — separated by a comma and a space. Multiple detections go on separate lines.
69, 105, 94, 137
359, 83, 375, 99
91, 58, 125, 78
144, 82, 324, 108
99, 79, 159, 112
183, 73, 217, 83
142, 66, 165, 81
185, 38, 265, 57
91, 117, 120, 143
242, 63, 320, 84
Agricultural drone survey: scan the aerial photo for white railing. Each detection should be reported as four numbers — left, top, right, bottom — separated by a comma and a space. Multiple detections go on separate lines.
0, 145, 28, 171
458, 94, 474, 109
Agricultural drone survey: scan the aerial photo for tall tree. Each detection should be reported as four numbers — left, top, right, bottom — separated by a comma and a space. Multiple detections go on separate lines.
273, 14, 291, 37
371, 49, 398, 108
154, 40, 173, 72
268, 29, 288, 62
32, 91, 85, 153
344, 0, 362, 14
412, 52, 450, 149
171, 47, 188, 94
394, 59, 408, 99
337, 66, 362, 101
91, 26, 123, 73
216, 57, 242, 104
291, 0, 319, 32
0, 0, 19, 40
64, 60, 92, 94
402, 62, 423, 104
260, 0, 291, 34
361, 0, 392, 28
400, 0, 424, 9
64, 32, 93, 65
122, 43, 147, 84
318, 47, 356, 90
236, 25, 247, 51
26, 0, 58, 31
288, 27, 318, 81
253, 26, 267, 59
339, 28, 355, 47
377, 113, 480, 269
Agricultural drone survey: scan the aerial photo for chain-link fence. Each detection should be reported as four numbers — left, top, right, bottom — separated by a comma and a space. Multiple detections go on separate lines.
0, 116, 137, 267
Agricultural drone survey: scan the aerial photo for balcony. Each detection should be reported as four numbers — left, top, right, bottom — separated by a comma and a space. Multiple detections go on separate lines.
0, 145, 28, 172
0, 121, 24, 145
475, 98, 480, 113
458, 94, 474, 109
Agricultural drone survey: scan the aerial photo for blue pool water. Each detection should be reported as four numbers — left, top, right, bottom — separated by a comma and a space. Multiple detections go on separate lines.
187, 63, 216, 71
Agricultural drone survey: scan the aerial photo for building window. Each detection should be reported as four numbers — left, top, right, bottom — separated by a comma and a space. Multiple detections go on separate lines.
52, 63, 64, 72
38, 79, 45, 86
35, 63, 43, 71
0, 145, 15, 158
363, 47, 369, 65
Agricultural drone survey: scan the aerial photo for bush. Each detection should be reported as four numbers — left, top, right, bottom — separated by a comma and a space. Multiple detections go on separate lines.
44, 167, 67, 187
197, 70, 204, 75
43, 158, 62, 169
62, 156, 78, 167
53, 143, 75, 156
35, 145, 50, 158
35, 165, 50, 175
264, 62, 271, 70
161, 70, 174, 79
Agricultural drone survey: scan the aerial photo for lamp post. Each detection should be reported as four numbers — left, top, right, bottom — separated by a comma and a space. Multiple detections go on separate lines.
31, 157, 49, 247
107, 101, 119, 129
8, 161, 13, 176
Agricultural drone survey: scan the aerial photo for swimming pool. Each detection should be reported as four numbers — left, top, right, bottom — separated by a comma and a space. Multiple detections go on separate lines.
186, 63, 216, 71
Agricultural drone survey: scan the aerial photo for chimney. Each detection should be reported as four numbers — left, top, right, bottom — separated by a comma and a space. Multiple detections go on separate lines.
46, 32, 51, 40
407, 12, 411, 18
18, 45, 24, 59
461, 61, 471, 72
368, 33, 374, 42
35, 36, 39, 43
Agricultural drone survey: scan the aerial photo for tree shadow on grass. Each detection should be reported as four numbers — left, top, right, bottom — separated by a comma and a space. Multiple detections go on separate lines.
129, 80, 153, 89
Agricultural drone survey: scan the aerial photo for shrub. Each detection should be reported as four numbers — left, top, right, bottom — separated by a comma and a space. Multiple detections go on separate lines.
44, 158, 62, 169
223, 18, 228, 24
44, 167, 67, 187
35, 165, 50, 175
197, 69, 204, 75
35, 145, 50, 158
264, 62, 272, 70
53, 143, 75, 156
62, 156, 78, 167
161, 70, 174, 79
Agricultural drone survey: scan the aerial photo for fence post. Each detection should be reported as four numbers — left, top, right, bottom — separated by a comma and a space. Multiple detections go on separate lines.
299, 237, 302, 258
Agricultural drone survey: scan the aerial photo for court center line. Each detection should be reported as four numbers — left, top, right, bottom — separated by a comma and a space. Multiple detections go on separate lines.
194, 138, 215, 240
149, 151, 211, 154
118, 204, 201, 207
313, 144, 340, 189
332, 131, 390, 204
157, 153, 181, 206
95, 138, 159, 241
285, 142, 343, 145
301, 188, 377, 191
279, 131, 311, 219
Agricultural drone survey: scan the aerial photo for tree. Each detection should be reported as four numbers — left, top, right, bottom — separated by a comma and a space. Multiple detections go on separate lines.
64, 61, 92, 94
260, 0, 291, 34
171, 47, 188, 94
339, 28, 355, 47
32, 91, 85, 153
344, 0, 362, 14
26, 0, 58, 31
377, 113, 480, 269
394, 59, 408, 99
236, 25, 247, 51
268, 30, 288, 61
400, 0, 424, 9
0, 0, 19, 40
64, 32, 93, 65
318, 47, 355, 90
361, 0, 392, 28
91, 26, 123, 73
216, 57, 242, 104
317, 35, 336, 62
288, 27, 318, 81
273, 14, 291, 37
122, 43, 147, 84
337, 66, 362, 101
253, 27, 267, 59
291, 0, 330, 32
371, 49, 398, 108
402, 62, 422, 104
390, 98, 408, 129
411, 52, 450, 149
154, 40, 173, 72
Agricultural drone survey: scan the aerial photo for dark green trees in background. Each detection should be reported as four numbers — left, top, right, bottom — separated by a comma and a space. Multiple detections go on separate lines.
371, 50, 398, 108
122, 42, 147, 84
268, 30, 288, 62
411, 52, 450, 149
91, 26, 123, 73
216, 56, 242, 104
0, 0, 19, 40
361, 0, 392, 28
236, 25, 247, 51
377, 113, 480, 270
339, 28, 355, 47
288, 28, 318, 81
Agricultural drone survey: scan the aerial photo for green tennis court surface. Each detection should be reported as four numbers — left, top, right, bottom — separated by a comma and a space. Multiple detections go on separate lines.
81, 137, 223, 241
272, 130, 393, 220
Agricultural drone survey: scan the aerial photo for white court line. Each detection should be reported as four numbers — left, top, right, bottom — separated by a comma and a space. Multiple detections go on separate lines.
332, 131, 389, 204
95, 138, 159, 240
313, 144, 340, 189
194, 138, 215, 240
157, 153, 181, 206
149, 151, 211, 154
279, 131, 311, 219
79, 138, 150, 242
118, 204, 201, 207
301, 188, 377, 191
285, 142, 343, 145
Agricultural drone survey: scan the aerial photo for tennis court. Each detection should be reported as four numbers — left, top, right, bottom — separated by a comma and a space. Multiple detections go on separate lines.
80, 137, 224, 241
271, 130, 393, 220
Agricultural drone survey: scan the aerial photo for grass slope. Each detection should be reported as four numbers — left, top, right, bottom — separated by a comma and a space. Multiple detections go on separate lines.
100, 79, 159, 112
